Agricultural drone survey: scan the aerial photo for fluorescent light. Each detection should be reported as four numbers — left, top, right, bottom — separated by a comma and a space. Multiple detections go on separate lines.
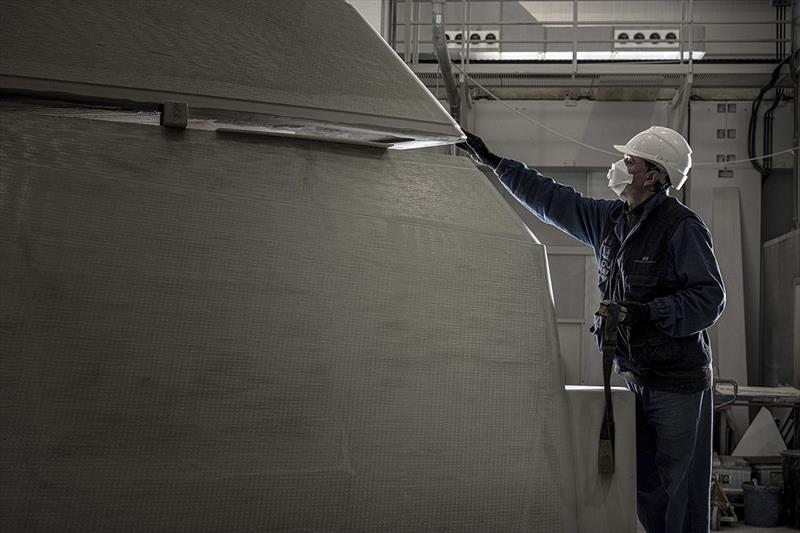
466, 50, 705, 61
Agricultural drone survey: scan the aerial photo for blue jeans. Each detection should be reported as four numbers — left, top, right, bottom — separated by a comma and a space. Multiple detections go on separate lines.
626, 383, 713, 533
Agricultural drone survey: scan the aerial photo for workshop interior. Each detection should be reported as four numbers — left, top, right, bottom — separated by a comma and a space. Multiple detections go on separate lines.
1, 1, 800, 531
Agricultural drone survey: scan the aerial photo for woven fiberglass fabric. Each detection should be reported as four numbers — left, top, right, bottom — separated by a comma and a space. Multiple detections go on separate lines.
0, 110, 578, 532
0, 0, 458, 136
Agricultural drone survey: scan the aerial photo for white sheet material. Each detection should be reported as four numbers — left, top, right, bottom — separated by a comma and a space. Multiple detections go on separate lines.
712, 187, 749, 439
732, 407, 787, 457
564, 386, 637, 533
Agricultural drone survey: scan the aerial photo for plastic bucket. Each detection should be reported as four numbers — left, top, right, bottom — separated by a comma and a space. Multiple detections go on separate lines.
743, 482, 783, 527
784, 450, 800, 529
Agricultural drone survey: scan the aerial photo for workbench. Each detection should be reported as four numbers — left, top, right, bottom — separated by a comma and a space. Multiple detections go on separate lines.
714, 381, 800, 453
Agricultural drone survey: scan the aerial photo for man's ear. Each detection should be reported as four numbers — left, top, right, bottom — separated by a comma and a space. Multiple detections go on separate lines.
644, 171, 660, 190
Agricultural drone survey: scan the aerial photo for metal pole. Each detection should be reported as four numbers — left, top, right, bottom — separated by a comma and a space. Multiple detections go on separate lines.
463, 0, 471, 123
414, 1, 421, 64
499, 0, 504, 55
461, 0, 467, 68
405, 0, 413, 63
680, 0, 685, 64
688, 0, 694, 70
793, 0, 800, 229
572, 0, 578, 77
432, 0, 460, 123
387, 0, 397, 49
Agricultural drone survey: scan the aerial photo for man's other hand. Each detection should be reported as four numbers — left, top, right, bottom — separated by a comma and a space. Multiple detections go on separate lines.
619, 300, 651, 325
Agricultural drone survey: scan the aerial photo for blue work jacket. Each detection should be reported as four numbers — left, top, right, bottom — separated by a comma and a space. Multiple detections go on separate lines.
495, 159, 726, 390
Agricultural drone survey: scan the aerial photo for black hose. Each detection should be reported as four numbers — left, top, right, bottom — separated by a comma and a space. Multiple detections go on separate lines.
763, 88, 783, 176
748, 53, 794, 180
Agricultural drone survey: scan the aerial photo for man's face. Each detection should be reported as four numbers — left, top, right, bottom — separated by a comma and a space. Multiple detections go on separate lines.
622, 155, 659, 198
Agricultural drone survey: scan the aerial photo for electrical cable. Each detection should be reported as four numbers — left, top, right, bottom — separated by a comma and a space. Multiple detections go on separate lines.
758, 4, 789, 185
747, 50, 795, 180
763, 88, 783, 174
454, 65, 619, 157
455, 64, 797, 168
693, 146, 798, 167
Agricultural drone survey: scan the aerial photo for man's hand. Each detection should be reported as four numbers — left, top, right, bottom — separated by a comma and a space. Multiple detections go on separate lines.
456, 131, 502, 169
619, 301, 650, 325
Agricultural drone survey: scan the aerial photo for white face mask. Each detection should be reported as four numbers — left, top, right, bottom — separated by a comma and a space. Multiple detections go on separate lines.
607, 159, 632, 197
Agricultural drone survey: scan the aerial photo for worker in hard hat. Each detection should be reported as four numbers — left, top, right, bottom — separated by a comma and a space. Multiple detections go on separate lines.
460, 126, 725, 533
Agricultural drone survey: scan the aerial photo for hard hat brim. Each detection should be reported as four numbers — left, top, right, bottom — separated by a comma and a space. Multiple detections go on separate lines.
612, 144, 628, 153
670, 172, 689, 190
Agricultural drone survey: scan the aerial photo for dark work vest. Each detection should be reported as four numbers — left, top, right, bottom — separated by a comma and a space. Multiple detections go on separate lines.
592, 195, 712, 393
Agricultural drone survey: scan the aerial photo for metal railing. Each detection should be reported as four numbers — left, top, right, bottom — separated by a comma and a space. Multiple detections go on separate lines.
390, 0, 790, 71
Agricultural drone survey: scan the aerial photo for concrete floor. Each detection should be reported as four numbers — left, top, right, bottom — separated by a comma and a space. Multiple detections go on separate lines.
638, 521, 797, 532
724, 526, 797, 532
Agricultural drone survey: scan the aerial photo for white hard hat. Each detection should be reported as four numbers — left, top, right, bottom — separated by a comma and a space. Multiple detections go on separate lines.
613, 126, 692, 190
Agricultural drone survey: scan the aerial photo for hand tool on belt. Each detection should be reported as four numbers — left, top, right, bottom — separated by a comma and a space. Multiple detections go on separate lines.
594, 299, 627, 475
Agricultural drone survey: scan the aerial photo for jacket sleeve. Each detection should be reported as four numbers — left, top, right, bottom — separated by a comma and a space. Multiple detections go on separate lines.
496, 159, 620, 250
647, 217, 726, 337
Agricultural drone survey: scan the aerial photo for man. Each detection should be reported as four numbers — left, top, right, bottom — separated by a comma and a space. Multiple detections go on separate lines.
460, 126, 725, 533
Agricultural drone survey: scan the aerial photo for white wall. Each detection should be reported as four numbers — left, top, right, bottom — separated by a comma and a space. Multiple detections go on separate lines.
689, 101, 762, 386
346, 0, 383, 34
470, 99, 668, 168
